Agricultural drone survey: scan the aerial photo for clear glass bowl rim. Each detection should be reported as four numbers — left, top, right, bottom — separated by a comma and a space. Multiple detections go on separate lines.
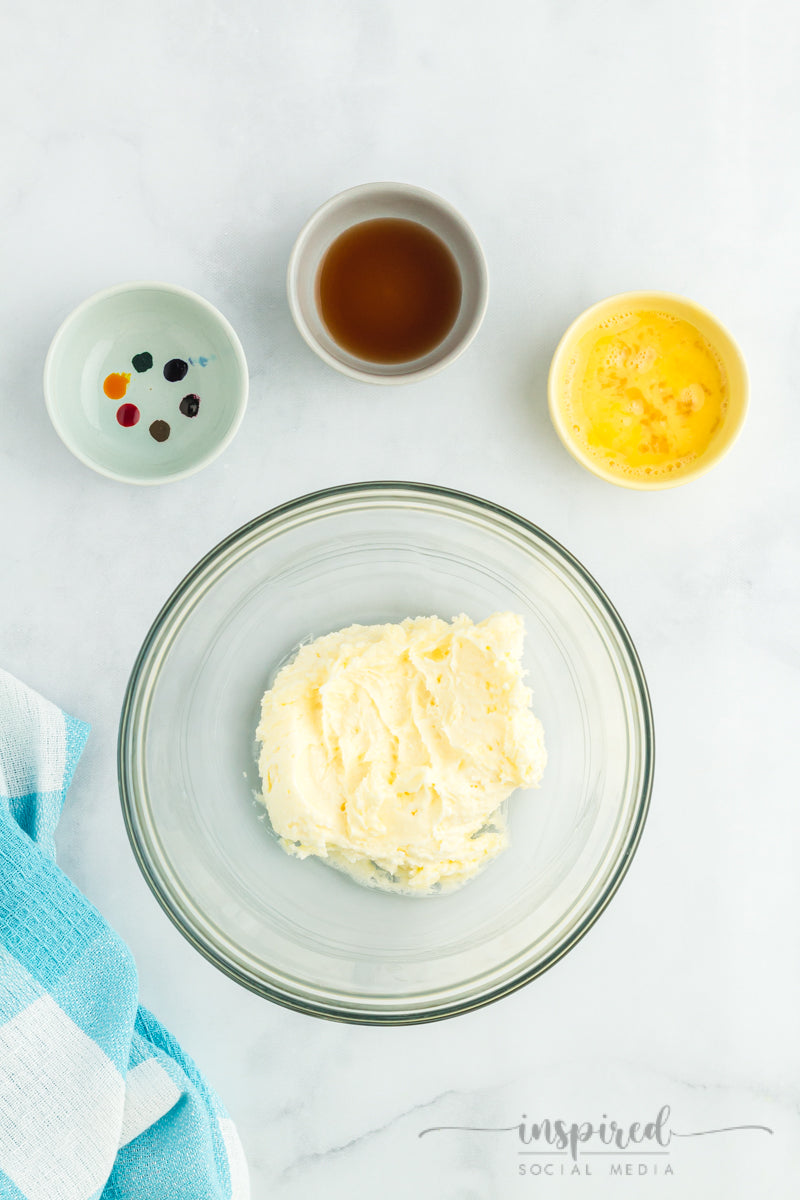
118, 480, 655, 1024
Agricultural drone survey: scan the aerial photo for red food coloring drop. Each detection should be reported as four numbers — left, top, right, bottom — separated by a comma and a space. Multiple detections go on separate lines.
116, 403, 140, 427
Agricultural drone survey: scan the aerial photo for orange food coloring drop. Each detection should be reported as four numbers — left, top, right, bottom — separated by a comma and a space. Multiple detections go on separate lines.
103, 372, 131, 399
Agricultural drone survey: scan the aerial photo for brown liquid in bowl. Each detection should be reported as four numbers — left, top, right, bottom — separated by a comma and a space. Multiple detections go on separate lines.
317, 218, 462, 364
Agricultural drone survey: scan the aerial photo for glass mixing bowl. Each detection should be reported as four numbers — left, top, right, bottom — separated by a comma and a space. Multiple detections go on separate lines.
119, 482, 653, 1023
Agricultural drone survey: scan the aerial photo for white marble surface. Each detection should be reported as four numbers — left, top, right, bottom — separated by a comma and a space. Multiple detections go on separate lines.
2, 0, 799, 1195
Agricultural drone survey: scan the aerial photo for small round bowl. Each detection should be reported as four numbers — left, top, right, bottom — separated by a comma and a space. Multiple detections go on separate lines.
44, 282, 249, 484
548, 291, 748, 490
119, 482, 654, 1024
287, 183, 489, 384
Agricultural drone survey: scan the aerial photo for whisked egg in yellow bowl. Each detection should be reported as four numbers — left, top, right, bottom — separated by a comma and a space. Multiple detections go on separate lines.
548, 292, 748, 490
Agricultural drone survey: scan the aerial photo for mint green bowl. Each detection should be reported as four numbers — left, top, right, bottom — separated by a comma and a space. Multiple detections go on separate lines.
44, 282, 249, 484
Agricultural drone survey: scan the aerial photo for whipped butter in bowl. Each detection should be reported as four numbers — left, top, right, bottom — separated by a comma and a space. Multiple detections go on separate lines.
256, 613, 547, 894
119, 483, 653, 1024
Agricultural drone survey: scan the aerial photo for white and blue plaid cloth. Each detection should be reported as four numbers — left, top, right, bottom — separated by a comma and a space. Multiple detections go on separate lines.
0, 669, 249, 1200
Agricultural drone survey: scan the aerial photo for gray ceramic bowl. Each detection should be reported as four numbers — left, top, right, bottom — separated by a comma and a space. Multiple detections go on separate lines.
287, 183, 489, 384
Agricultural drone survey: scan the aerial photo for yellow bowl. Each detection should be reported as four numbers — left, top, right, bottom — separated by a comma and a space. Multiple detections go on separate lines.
547, 291, 749, 490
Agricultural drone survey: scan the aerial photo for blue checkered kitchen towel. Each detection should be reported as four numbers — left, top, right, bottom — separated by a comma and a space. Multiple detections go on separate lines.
0, 668, 249, 1200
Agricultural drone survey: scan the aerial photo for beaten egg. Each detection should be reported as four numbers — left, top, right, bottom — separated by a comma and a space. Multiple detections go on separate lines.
561, 310, 728, 483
